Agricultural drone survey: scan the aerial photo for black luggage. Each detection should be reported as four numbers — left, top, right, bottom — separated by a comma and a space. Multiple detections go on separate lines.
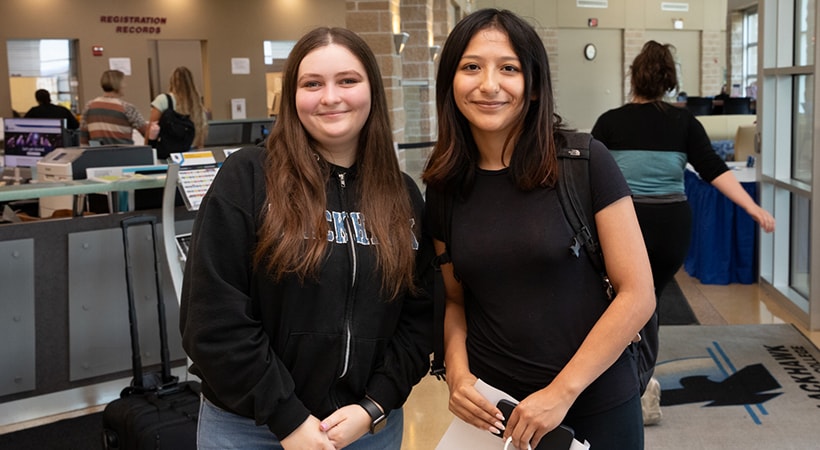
102, 215, 200, 450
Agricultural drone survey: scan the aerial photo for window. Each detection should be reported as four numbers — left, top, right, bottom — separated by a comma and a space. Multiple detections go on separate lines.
743, 7, 758, 97
263, 40, 296, 65
794, 0, 815, 66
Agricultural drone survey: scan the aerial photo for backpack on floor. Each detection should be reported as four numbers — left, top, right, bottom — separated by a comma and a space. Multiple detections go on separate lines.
429, 131, 658, 395
152, 93, 195, 160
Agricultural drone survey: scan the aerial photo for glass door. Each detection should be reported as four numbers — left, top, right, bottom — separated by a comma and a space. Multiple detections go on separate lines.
759, 0, 819, 330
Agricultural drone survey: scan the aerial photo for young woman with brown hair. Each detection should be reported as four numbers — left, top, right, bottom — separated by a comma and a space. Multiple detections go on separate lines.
180, 27, 433, 450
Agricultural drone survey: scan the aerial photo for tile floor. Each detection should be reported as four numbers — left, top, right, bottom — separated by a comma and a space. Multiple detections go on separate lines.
2, 269, 818, 450
399, 269, 820, 450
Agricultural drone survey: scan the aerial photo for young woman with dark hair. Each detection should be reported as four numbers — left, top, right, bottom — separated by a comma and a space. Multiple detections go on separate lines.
592, 40, 774, 425
424, 8, 655, 449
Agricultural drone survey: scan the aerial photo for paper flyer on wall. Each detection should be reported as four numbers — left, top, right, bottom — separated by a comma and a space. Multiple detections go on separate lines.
435, 379, 590, 450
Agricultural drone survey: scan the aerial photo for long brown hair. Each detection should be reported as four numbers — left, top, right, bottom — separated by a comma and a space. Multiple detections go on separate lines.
169, 66, 208, 148
254, 27, 416, 300
423, 8, 566, 194
630, 41, 678, 101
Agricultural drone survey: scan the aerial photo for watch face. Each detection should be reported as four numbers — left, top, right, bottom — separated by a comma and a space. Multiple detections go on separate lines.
584, 44, 596, 61
371, 415, 387, 434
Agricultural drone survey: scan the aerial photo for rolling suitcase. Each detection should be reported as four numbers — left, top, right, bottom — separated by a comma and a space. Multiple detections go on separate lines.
102, 215, 200, 450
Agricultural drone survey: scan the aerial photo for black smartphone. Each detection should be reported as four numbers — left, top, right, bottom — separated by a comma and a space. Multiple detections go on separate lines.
496, 399, 575, 450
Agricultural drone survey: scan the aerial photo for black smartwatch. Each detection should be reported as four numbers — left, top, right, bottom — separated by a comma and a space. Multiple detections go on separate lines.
357, 397, 386, 434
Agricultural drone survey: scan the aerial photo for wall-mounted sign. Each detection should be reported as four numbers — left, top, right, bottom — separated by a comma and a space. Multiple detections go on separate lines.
231, 58, 251, 75
231, 98, 247, 119
99, 16, 167, 34
109, 58, 132, 75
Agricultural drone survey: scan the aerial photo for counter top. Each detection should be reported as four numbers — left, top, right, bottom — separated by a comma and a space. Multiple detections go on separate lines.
0, 175, 166, 203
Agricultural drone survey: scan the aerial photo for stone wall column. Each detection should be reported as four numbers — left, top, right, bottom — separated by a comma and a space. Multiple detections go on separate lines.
346, 0, 406, 144
701, 30, 723, 96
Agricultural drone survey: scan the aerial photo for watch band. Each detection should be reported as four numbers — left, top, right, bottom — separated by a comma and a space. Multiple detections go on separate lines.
358, 397, 386, 434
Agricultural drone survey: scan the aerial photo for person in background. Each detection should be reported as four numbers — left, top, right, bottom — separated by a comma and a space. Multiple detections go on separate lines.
591, 40, 775, 425
180, 27, 433, 450
25, 89, 79, 129
148, 66, 208, 159
712, 84, 731, 114
423, 8, 654, 449
79, 69, 158, 145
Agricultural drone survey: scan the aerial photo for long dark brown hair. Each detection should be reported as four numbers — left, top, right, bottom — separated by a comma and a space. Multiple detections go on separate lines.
254, 27, 416, 300
423, 8, 566, 194
630, 40, 678, 101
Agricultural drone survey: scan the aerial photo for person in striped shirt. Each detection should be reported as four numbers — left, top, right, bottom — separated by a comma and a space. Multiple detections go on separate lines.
79, 69, 158, 145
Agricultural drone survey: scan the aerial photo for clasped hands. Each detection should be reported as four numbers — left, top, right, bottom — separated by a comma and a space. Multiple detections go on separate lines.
279, 404, 372, 450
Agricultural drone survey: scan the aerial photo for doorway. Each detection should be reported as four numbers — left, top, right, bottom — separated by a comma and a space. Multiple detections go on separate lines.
147, 40, 207, 114
6, 39, 79, 117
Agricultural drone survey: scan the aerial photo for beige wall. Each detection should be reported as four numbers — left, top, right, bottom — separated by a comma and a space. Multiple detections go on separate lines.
0, 0, 346, 121
0, 0, 730, 136
645, 30, 703, 97
476, 0, 728, 129
555, 28, 624, 131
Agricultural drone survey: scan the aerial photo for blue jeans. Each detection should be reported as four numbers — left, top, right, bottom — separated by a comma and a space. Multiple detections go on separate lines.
197, 395, 404, 449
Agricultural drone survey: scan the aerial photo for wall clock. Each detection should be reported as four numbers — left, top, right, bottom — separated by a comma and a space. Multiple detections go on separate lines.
584, 43, 597, 61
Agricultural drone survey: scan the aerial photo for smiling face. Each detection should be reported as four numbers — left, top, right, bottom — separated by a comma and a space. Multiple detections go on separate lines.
295, 43, 371, 167
452, 27, 526, 150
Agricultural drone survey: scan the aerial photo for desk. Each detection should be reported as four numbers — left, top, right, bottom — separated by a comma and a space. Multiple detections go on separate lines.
0, 164, 195, 426
0, 176, 166, 217
683, 163, 757, 284
0, 176, 165, 203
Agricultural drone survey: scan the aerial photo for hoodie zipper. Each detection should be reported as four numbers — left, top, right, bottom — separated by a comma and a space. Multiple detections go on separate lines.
337, 171, 356, 380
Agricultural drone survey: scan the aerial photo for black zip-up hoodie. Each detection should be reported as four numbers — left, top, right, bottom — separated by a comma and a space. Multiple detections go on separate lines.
179, 146, 433, 439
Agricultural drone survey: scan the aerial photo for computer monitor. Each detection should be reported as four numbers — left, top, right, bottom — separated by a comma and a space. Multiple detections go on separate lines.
203, 120, 244, 147
203, 118, 276, 147
3, 117, 66, 168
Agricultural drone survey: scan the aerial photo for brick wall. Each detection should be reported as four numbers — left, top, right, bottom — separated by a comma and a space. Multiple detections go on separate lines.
701, 30, 723, 96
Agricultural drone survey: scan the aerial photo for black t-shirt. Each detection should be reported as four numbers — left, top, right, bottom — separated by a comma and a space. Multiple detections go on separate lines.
25, 103, 80, 129
591, 102, 728, 186
426, 138, 637, 417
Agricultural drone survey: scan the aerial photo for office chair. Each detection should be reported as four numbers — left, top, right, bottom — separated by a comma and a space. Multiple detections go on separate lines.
723, 97, 753, 114
685, 96, 714, 116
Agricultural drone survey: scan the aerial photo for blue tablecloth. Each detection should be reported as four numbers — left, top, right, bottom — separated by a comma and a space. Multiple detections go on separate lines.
683, 169, 757, 284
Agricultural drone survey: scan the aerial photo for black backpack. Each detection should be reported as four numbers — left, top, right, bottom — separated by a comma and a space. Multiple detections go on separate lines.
152, 93, 195, 160
429, 131, 658, 395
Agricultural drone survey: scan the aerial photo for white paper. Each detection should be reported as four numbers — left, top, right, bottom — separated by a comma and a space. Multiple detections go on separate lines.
231, 57, 250, 75
435, 379, 590, 450
231, 98, 246, 119
108, 57, 132, 75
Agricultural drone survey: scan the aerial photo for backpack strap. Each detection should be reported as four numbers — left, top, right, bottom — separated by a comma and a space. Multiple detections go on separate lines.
430, 192, 453, 380
556, 132, 614, 301
165, 93, 175, 112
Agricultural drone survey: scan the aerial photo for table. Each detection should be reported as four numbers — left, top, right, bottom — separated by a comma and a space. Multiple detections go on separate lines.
683, 163, 758, 284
